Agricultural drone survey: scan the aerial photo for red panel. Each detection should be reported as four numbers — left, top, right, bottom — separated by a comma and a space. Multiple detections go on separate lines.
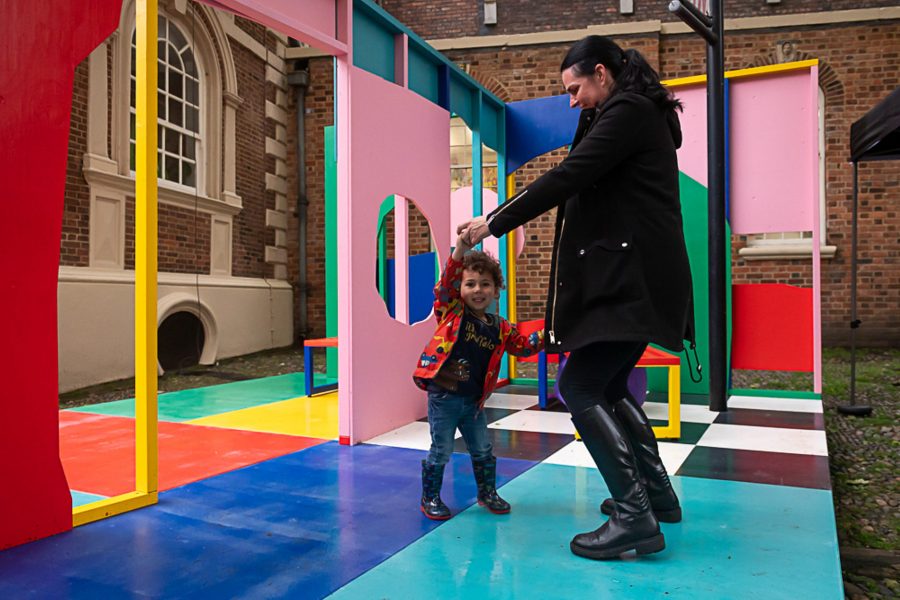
731, 284, 814, 372
638, 346, 681, 367
0, 1, 122, 550
60, 412, 324, 497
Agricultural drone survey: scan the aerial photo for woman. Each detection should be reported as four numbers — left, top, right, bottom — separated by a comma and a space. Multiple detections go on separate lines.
459, 35, 695, 560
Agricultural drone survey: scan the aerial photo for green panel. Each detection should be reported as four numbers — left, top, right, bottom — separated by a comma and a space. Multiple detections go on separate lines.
376, 196, 395, 303
648, 172, 731, 397
325, 126, 338, 378
449, 73, 475, 126
408, 46, 439, 104
729, 388, 822, 400
352, 8, 395, 82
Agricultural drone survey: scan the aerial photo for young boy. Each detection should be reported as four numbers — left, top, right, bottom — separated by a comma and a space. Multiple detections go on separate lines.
413, 234, 544, 520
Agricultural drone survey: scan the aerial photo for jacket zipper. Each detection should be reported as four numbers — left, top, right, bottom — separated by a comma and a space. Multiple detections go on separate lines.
486, 189, 528, 227
548, 213, 566, 345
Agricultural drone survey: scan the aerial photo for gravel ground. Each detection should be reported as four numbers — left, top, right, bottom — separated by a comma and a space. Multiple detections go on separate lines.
60, 345, 899, 598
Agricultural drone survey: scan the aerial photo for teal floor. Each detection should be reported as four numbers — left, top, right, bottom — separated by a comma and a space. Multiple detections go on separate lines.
329, 464, 843, 600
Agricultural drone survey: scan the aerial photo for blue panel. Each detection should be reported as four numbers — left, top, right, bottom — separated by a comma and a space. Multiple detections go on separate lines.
506, 94, 580, 174
352, 8, 395, 82
409, 251, 437, 324
329, 464, 844, 599
386, 257, 396, 317
0, 444, 536, 599
408, 46, 439, 104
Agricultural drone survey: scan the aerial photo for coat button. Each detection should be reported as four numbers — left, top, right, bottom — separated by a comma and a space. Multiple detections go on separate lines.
579, 249, 585, 256
558, 281, 563, 287
621, 242, 628, 248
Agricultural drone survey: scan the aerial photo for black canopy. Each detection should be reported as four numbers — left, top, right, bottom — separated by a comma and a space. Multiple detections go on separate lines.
850, 86, 900, 162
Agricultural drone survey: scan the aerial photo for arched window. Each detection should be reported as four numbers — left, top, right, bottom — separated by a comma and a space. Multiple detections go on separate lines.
130, 15, 202, 189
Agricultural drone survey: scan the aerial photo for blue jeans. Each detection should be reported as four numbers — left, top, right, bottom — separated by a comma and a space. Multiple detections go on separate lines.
425, 390, 493, 466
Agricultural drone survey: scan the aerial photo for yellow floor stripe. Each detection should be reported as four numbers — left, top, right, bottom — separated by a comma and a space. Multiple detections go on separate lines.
187, 393, 339, 440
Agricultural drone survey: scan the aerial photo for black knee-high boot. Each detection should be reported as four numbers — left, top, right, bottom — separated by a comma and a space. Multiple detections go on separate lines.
599, 395, 682, 522
472, 456, 511, 514
570, 405, 664, 560
421, 460, 451, 520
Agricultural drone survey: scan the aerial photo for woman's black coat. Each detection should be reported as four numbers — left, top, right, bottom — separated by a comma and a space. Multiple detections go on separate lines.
487, 91, 695, 354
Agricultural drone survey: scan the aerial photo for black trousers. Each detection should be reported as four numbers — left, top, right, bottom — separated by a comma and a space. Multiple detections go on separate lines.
558, 341, 648, 415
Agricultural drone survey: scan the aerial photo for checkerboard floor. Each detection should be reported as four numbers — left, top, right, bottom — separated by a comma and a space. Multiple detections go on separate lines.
365, 386, 831, 491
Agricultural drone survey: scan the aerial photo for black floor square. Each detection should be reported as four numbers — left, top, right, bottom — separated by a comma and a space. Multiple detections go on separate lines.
713, 408, 824, 430
455, 429, 575, 462
676, 446, 832, 490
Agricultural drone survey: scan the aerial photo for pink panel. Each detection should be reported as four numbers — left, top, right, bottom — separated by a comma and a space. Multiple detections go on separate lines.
394, 196, 409, 324
672, 84, 708, 188
202, 0, 346, 56
729, 69, 817, 234
341, 66, 450, 444
450, 186, 500, 259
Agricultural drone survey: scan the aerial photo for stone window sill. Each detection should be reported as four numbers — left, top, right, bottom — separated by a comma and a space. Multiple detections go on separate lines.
738, 243, 837, 261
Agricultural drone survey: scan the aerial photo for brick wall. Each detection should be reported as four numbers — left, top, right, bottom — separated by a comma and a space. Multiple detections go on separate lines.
380, 0, 900, 39
62, 60, 91, 267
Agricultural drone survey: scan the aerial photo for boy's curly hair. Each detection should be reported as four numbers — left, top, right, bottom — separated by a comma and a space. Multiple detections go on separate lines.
462, 250, 505, 290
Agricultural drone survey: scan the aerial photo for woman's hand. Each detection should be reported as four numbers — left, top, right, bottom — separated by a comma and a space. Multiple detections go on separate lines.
452, 232, 472, 261
456, 216, 491, 246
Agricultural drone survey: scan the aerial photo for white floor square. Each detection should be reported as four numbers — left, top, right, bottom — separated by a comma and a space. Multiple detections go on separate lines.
483, 392, 539, 410
727, 395, 823, 413
364, 421, 460, 451
697, 423, 828, 456
487, 410, 576, 435
543, 440, 693, 474
642, 401, 719, 424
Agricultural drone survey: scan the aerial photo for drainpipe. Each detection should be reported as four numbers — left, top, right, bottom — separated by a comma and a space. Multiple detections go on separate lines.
287, 62, 310, 339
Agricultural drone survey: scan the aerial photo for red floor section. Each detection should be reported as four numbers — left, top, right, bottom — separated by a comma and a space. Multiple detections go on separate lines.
60, 412, 323, 497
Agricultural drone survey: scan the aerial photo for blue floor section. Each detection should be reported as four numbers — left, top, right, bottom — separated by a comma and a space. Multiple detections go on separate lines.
329, 464, 844, 600
0, 443, 535, 599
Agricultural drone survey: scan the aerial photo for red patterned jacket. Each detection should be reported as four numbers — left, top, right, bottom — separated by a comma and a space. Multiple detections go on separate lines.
413, 256, 544, 406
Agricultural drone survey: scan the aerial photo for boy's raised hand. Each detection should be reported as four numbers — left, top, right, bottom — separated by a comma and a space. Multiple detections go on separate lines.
453, 231, 473, 261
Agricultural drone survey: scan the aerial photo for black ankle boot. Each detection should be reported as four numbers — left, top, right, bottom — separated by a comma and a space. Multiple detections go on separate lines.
570, 405, 664, 560
472, 456, 510, 514
599, 395, 682, 523
421, 460, 451, 520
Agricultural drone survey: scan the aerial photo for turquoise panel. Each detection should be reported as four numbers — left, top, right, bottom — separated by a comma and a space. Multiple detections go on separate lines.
325, 125, 338, 378
71, 490, 106, 507
330, 465, 843, 599
352, 8, 395, 82
449, 73, 475, 126
481, 100, 502, 151
67, 372, 336, 422
408, 46, 439, 104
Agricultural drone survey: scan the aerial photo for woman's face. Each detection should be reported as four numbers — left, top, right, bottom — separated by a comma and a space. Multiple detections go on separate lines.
562, 63, 614, 110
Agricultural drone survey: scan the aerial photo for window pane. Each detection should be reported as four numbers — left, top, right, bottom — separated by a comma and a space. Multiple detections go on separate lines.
168, 71, 183, 98
129, 113, 136, 141
185, 80, 199, 106
168, 97, 182, 127
130, 82, 136, 110
182, 161, 196, 187
157, 62, 166, 91
157, 40, 166, 63
168, 24, 187, 52
185, 106, 198, 132
129, 142, 135, 171
164, 129, 179, 154
158, 92, 166, 120
182, 51, 197, 78
183, 136, 195, 160
168, 47, 184, 74
164, 155, 179, 182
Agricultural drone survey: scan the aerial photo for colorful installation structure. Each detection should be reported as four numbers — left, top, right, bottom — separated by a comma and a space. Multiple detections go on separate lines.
502, 61, 823, 398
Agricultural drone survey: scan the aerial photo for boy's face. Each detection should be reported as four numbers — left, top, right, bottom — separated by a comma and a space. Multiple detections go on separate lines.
460, 268, 500, 314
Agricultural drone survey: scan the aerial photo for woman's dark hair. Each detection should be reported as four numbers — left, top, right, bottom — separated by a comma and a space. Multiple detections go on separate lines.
561, 35, 681, 111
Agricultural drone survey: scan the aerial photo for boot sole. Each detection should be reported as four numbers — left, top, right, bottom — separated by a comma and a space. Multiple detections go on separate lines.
570, 533, 665, 560
600, 504, 682, 524
420, 505, 451, 521
477, 500, 510, 514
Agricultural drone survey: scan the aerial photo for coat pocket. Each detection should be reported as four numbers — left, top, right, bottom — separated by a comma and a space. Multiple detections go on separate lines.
577, 235, 642, 305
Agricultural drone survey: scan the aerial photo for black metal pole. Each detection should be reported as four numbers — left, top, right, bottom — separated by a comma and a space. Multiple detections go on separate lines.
707, 0, 727, 412
839, 161, 872, 416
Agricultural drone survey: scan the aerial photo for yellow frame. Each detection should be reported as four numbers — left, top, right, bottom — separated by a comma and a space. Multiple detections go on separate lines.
73, 0, 159, 527
663, 59, 819, 88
